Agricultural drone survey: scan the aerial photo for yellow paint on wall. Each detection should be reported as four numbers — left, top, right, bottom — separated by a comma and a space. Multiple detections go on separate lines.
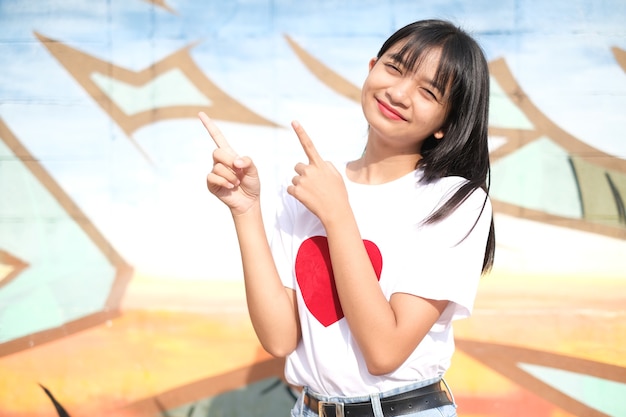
0, 308, 266, 416
462, 271, 626, 364
0, 264, 12, 282
446, 350, 518, 396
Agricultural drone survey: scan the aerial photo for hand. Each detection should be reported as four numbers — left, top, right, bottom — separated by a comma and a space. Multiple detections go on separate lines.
287, 121, 349, 223
200, 112, 260, 215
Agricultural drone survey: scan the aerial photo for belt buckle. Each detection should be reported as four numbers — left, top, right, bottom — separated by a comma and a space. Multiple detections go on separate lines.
318, 401, 344, 417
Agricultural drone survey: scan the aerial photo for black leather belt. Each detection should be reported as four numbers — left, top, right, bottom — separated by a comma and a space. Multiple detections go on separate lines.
303, 381, 453, 417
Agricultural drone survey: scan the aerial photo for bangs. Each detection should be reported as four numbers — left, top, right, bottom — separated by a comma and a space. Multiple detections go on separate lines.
387, 36, 462, 97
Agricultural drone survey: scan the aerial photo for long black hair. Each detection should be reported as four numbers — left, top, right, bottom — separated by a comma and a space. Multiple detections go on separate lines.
377, 19, 495, 273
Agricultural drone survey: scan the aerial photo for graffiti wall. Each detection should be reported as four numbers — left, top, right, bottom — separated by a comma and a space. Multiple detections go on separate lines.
1, 0, 625, 416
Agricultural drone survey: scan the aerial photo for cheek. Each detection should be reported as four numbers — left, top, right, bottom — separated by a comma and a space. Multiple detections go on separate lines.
360, 84, 368, 107
436, 108, 449, 125
360, 84, 379, 118
418, 98, 448, 123
438, 107, 452, 129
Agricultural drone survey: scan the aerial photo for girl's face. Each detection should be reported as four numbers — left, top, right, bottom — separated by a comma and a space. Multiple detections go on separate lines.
361, 44, 450, 152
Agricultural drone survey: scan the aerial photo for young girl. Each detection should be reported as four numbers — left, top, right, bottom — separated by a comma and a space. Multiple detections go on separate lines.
201, 18, 495, 417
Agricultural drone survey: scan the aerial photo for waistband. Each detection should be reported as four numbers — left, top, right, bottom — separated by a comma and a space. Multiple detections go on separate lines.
303, 381, 453, 417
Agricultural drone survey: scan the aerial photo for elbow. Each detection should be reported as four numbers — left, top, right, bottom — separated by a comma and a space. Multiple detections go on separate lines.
367, 364, 397, 377
260, 338, 298, 358
263, 344, 295, 358
365, 355, 403, 376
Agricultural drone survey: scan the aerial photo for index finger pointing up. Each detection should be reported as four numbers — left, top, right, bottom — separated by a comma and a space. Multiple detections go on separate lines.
198, 112, 235, 154
291, 120, 322, 164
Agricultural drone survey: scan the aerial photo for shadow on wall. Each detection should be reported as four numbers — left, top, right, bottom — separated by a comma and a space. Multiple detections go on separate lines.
40, 357, 295, 417
175, 378, 296, 417
41, 378, 296, 417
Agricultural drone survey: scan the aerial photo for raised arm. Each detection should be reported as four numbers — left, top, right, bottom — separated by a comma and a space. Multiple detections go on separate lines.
288, 122, 449, 375
200, 112, 300, 356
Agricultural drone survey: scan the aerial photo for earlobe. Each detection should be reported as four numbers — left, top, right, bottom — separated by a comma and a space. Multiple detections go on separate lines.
434, 130, 444, 140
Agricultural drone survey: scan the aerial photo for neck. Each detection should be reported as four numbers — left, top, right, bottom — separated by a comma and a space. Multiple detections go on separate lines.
347, 148, 421, 185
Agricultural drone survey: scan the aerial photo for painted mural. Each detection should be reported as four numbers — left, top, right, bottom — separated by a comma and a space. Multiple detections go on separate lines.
1, 0, 625, 416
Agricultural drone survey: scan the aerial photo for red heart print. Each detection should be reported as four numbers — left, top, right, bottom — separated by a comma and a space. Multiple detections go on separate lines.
295, 236, 383, 327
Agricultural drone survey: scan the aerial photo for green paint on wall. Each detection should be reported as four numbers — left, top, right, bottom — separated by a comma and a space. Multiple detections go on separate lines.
520, 363, 626, 417
490, 136, 582, 218
489, 77, 534, 130
571, 156, 626, 225
0, 138, 115, 343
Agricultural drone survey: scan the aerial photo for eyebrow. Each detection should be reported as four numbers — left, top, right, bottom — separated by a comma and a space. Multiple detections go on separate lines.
385, 49, 449, 103
389, 55, 444, 95
425, 79, 444, 95
388, 53, 407, 67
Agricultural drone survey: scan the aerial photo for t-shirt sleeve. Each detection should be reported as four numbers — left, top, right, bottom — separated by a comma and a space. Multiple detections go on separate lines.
391, 184, 492, 329
270, 181, 298, 289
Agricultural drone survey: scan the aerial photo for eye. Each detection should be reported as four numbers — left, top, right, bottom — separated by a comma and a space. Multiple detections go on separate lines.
420, 87, 440, 102
385, 63, 401, 74
421, 87, 436, 98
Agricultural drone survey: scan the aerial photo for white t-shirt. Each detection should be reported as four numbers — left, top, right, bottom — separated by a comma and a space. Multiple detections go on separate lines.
270, 163, 491, 397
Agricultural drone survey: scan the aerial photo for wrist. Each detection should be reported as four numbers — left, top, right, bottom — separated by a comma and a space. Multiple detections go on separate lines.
319, 203, 355, 231
231, 200, 262, 221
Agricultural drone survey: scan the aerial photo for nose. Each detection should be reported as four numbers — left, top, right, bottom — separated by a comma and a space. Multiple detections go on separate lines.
386, 78, 412, 107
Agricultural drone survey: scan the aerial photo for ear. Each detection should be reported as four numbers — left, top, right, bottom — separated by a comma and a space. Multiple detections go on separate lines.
369, 57, 377, 71
434, 129, 445, 140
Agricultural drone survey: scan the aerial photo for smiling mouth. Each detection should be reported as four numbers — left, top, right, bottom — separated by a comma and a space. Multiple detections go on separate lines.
376, 99, 406, 121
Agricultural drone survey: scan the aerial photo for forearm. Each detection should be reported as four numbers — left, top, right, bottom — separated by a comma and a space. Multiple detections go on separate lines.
232, 204, 300, 357
323, 209, 442, 375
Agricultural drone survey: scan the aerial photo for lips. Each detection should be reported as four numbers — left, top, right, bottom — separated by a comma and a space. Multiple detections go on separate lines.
376, 99, 406, 121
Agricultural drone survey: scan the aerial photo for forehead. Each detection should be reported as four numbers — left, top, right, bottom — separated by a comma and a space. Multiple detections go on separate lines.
383, 41, 443, 70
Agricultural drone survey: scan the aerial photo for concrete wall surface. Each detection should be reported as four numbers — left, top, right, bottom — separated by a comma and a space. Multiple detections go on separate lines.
0, 1, 625, 416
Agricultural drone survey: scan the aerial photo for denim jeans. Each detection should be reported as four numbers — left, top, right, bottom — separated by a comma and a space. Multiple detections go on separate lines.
290, 378, 457, 417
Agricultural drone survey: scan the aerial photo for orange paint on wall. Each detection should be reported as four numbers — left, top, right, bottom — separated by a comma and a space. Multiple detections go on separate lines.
0, 308, 268, 417
1, 271, 624, 417
455, 272, 626, 366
